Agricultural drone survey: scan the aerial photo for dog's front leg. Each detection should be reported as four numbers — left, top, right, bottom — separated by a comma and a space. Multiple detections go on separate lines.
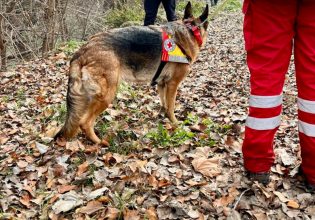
157, 83, 167, 114
165, 81, 179, 124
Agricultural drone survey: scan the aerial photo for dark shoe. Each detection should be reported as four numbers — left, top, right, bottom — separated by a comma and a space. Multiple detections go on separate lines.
246, 171, 270, 185
298, 167, 315, 193
305, 182, 315, 193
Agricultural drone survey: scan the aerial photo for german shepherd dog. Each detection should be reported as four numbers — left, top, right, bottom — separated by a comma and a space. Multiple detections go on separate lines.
55, 2, 209, 145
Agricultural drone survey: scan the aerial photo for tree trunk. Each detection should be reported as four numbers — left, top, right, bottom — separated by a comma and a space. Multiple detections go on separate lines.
42, 0, 56, 57
0, 16, 7, 71
57, 0, 69, 41
0, 0, 16, 71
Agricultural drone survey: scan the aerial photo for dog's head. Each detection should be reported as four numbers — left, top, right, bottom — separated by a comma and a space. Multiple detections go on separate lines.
183, 2, 209, 47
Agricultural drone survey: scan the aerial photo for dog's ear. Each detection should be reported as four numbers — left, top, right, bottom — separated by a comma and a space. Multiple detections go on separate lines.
183, 1, 193, 19
199, 4, 209, 22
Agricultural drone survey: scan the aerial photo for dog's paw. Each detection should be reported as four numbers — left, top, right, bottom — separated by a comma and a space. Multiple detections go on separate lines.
158, 107, 166, 115
171, 119, 179, 127
100, 139, 110, 147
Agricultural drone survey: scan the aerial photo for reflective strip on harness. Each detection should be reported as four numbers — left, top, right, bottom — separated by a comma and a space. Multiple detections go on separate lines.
249, 94, 282, 108
299, 120, 315, 137
298, 98, 315, 114
246, 116, 281, 130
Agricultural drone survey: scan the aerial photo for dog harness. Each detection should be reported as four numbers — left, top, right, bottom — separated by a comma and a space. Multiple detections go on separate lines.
161, 31, 189, 64
151, 22, 204, 86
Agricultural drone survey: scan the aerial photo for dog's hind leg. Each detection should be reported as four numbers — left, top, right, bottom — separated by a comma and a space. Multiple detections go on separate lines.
80, 77, 118, 145
80, 101, 108, 144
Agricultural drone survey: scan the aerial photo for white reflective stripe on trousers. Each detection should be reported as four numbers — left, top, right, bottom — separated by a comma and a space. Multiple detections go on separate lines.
299, 120, 315, 137
249, 94, 282, 108
298, 98, 315, 114
246, 116, 281, 130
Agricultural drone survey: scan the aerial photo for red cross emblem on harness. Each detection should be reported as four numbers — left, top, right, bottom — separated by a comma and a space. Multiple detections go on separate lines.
164, 38, 176, 52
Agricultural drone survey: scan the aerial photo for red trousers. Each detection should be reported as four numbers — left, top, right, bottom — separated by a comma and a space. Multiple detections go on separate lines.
242, 0, 315, 184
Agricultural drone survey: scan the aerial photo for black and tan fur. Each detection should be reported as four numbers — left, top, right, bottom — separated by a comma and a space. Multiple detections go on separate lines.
55, 2, 209, 144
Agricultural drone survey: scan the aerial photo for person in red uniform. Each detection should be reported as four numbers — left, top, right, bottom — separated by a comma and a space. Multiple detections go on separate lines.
242, 0, 315, 191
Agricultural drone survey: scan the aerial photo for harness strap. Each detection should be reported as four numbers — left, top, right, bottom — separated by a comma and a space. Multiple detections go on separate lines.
151, 61, 167, 86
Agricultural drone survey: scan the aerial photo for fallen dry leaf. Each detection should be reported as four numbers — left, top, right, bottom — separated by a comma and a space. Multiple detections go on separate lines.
123, 209, 140, 220
77, 161, 89, 176
146, 207, 158, 220
17, 160, 28, 168
57, 185, 77, 194
287, 200, 299, 209
105, 207, 120, 220
274, 191, 289, 203
192, 157, 221, 177
52, 191, 83, 214
78, 201, 104, 215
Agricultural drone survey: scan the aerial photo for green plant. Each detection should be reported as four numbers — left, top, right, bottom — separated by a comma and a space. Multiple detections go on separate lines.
118, 82, 137, 100
183, 112, 199, 125
146, 124, 195, 148
95, 114, 111, 138
52, 103, 67, 122
111, 189, 136, 219
104, 0, 144, 28
1, 95, 9, 103
177, 0, 205, 15
224, 0, 242, 12
58, 40, 85, 55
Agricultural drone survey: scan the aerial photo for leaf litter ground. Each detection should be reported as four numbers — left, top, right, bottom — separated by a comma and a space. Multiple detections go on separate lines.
0, 12, 314, 219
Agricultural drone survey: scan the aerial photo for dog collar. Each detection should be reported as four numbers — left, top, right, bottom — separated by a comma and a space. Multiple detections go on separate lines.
191, 26, 203, 46
184, 20, 203, 47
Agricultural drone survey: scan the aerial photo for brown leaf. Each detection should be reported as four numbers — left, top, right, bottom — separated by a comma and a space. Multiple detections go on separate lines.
128, 160, 148, 173
185, 179, 208, 187
0, 134, 9, 144
57, 185, 77, 194
53, 164, 65, 177
213, 187, 239, 207
190, 123, 207, 132
287, 200, 299, 209
56, 137, 66, 147
77, 161, 89, 176
192, 157, 221, 177
146, 207, 158, 220
79, 201, 104, 215
66, 140, 84, 152
123, 209, 140, 220
20, 192, 31, 208
105, 207, 120, 220
84, 145, 100, 153
17, 160, 28, 168
158, 179, 172, 188
274, 191, 289, 203
103, 152, 116, 165
98, 196, 111, 204
253, 212, 268, 220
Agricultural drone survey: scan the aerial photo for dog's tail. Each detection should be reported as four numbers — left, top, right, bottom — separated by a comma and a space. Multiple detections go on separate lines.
55, 60, 88, 140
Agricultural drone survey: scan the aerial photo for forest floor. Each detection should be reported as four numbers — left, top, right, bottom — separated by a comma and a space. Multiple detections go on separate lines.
1, 11, 314, 220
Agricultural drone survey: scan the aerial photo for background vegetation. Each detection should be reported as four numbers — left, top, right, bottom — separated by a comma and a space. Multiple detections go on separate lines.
0, 0, 241, 70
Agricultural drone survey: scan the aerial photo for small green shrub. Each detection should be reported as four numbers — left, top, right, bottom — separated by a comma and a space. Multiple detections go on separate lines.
104, 1, 144, 28
224, 0, 242, 12
146, 124, 195, 148
57, 40, 85, 55
52, 103, 67, 123
63, 40, 85, 54
108, 130, 140, 155
177, 0, 206, 15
